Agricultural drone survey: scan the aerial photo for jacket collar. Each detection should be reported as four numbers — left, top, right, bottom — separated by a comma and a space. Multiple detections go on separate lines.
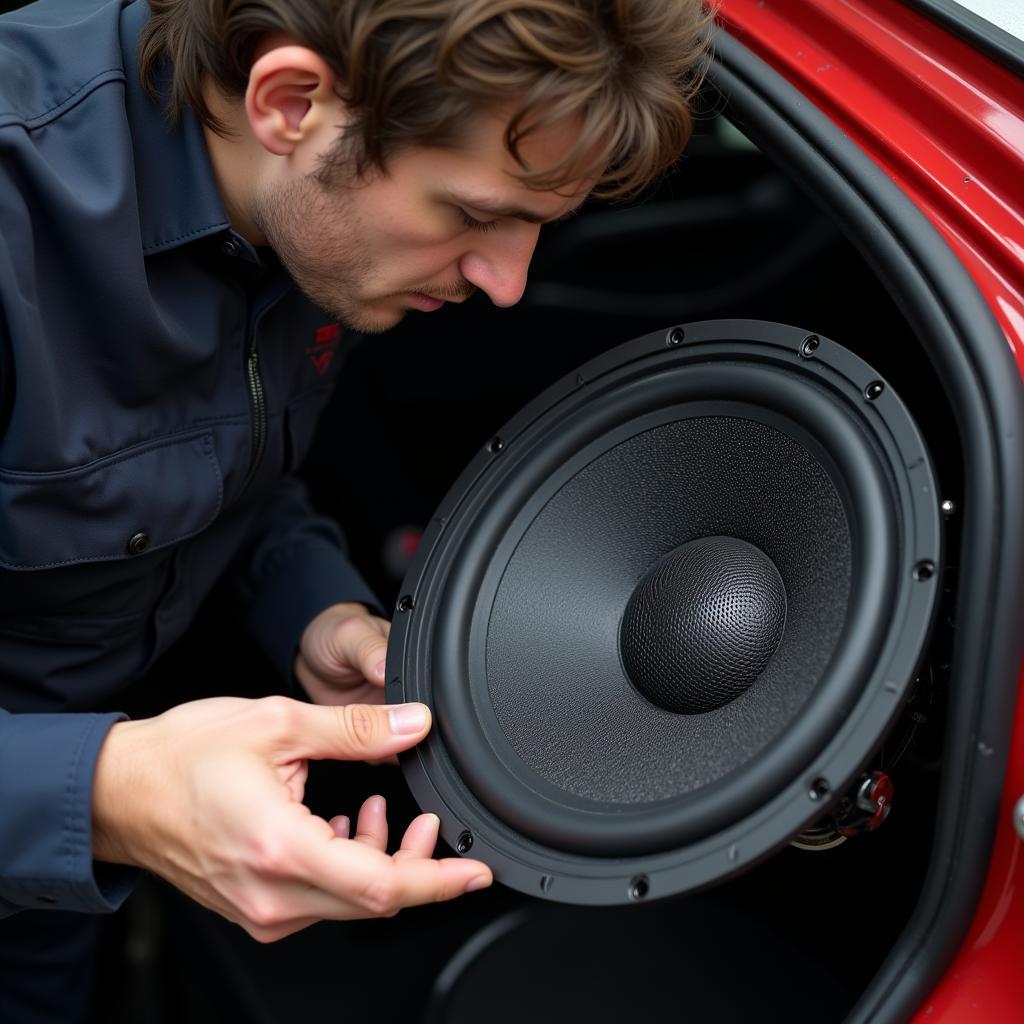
120, 0, 230, 255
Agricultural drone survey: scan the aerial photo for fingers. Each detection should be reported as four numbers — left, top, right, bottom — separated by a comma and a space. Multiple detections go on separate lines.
309, 836, 494, 917
297, 605, 393, 698
281, 699, 432, 763
328, 613, 389, 687
369, 619, 391, 684
330, 804, 438, 858
394, 813, 440, 860
233, 808, 494, 934
328, 808, 440, 858
353, 796, 388, 851
362, 853, 494, 913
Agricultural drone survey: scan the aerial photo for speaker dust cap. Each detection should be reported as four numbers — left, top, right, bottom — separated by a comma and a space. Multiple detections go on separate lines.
387, 320, 941, 906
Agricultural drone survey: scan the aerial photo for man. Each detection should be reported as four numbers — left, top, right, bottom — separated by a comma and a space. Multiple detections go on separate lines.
0, 0, 709, 1017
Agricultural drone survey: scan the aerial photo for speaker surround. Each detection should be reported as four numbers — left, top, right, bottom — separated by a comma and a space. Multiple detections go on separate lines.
387, 320, 941, 904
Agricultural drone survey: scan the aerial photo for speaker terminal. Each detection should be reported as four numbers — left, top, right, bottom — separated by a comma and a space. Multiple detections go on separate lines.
791, 770, 894, 851
792, 556, 955, 854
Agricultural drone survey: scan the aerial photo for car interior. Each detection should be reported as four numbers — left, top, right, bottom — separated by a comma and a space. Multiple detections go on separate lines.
87, 93, 966, 1023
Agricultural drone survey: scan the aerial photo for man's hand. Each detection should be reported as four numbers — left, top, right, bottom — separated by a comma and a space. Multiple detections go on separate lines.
295, 602, 390, 707
92, 696, 492, 942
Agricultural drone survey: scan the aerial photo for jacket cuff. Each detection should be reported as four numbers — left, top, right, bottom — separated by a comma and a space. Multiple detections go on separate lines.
243, 535, 383, 685
0, 711, 138, 914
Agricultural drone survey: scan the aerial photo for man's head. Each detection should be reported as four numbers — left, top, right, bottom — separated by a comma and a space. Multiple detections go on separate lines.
140, 0, 711, 331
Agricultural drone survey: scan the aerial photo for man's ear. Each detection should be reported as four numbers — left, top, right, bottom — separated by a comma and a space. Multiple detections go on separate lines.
245, 45, 337, 157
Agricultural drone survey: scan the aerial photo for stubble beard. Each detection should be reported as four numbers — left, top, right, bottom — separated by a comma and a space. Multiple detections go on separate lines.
253, 174, 401, 334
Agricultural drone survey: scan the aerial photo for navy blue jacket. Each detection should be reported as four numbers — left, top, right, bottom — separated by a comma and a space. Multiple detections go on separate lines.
0, 0, 379, 915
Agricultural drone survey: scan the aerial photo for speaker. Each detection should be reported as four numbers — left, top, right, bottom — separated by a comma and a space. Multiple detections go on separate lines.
387, 319, 941, 905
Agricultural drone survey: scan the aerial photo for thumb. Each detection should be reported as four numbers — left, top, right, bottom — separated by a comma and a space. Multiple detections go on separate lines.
290, 701, 431, 762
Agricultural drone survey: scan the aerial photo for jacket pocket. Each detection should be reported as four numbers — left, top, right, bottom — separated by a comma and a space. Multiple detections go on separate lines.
0, 431, 223, 570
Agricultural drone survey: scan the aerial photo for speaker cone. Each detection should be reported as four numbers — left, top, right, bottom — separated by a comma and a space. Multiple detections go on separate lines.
387, 320, 941, 904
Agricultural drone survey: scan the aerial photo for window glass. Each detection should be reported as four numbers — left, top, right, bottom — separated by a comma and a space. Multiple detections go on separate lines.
947, 0, 1024, 44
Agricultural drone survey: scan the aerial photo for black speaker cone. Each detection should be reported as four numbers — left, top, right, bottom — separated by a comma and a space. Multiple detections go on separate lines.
389, 321, 940, 904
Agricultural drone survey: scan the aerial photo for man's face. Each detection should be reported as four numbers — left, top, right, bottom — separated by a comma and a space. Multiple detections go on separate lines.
252, 109, 591, 333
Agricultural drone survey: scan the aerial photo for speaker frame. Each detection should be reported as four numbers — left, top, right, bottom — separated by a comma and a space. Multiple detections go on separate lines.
388, 319, 941, 905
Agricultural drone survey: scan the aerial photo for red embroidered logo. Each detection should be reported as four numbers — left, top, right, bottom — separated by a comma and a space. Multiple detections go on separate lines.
306, 323, 341, 376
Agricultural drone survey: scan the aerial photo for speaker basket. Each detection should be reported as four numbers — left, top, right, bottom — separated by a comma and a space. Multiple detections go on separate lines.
387, 320, 941, 905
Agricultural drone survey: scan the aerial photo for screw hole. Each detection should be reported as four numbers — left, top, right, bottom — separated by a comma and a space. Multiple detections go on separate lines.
628, 875, 650, 900
799, 335, 820, 359
913, 560, 935, 582
666, 327, 685, 346
864, 380, 885, 401
487, 437, 504, 454
397, 595, 414, 613
456, 831, 474, 854
809, 778, 831, 802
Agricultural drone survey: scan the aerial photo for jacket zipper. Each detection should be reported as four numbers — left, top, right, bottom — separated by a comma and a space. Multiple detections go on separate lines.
241, 347, 267, 494
238, 266, 289, 497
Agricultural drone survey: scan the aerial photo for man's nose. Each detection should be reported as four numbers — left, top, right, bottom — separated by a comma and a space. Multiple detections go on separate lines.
459, 226, 541, 308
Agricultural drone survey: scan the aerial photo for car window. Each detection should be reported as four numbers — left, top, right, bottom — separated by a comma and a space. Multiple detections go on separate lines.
953, 0, 1024, 42
903, 0, 1024, 77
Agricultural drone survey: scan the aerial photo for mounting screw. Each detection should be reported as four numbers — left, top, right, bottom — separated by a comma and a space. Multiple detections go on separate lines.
913, 560, 935, 582
864, 381, 885, 401
456, 831, 474, 854
941, 499, 956, 517
666, 326, 685, 346
809, 777, 831, 802
486, 437, 504, 454
628, 875, 650, 900
799, 335, 820, 359
397, 594, 415, 613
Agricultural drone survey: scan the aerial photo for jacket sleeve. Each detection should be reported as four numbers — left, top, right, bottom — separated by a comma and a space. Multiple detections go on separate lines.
0, 708, 138, 916
221, 475, 383, 684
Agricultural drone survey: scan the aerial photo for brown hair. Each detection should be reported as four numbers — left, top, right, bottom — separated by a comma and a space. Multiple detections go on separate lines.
139, 0, 713, 198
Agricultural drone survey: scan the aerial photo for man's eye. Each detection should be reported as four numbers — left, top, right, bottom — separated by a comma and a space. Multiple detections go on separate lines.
457, 208, 499, 233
